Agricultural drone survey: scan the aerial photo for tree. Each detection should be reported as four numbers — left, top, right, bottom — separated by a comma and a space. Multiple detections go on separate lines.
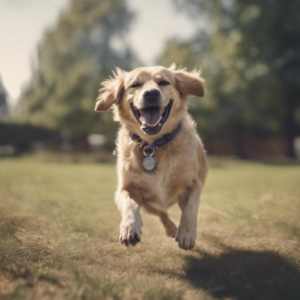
18, 0, 137, 144
0, 75, 9, 118
235, 0, 300, 157
159, 0, 300, 157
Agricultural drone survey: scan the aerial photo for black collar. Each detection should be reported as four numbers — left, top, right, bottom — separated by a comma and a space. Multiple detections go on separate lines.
130, 123, 181, 153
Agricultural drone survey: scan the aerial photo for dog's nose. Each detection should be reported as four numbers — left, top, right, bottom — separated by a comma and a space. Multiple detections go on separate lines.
144, 89, 160, 101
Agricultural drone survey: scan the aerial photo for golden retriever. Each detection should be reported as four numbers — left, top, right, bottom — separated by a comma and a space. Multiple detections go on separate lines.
95, 65, 208, 250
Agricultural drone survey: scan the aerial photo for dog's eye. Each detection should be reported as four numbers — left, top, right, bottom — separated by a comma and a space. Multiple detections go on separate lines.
158, 81, 170, 86
130, 82, 142, 88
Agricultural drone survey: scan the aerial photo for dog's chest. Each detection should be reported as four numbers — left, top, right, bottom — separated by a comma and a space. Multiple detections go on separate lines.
121, 131, 201, 207
156, 154, 195, 202
128, 149, 196, 206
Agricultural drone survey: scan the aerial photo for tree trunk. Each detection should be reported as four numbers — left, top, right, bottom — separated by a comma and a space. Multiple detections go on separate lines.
284, 91, 296, 158
233, 121, 247, 159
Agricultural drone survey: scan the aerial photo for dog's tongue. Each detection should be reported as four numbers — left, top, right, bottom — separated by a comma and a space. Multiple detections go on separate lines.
140, 107, 160, 126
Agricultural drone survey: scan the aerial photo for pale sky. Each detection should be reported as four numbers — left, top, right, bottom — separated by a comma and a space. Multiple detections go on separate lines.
0, 0, 197, 105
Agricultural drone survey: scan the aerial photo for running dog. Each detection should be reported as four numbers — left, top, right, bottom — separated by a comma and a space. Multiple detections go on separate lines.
95, 65, 208, 250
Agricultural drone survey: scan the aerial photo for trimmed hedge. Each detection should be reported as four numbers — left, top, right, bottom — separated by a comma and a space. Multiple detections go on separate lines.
0, 123, 60, 153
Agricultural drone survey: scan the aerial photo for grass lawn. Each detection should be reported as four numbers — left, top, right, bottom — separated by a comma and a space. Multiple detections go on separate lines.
0, 157, 299, 299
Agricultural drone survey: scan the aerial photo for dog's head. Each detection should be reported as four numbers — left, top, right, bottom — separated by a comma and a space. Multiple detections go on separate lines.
95, 65, 205, 137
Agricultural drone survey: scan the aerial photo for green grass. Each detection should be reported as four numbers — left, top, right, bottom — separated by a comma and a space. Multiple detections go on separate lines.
0, 157, 299, 300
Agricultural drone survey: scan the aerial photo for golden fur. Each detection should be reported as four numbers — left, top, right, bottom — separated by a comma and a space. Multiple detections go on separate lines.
95, 65, 208, 250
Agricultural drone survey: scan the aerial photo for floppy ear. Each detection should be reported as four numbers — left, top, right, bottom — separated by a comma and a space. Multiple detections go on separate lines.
170, 65, 205, 97
95, 68, 126, 112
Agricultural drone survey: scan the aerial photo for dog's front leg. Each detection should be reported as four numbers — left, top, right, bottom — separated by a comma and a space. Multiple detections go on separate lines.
115, 189, 143, 247
176, 180, 203, 250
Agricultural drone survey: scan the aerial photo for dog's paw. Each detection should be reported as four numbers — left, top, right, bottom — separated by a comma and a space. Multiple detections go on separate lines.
119, 218, 142, 247
175, 226, 196, 250
165, 222, 177, 238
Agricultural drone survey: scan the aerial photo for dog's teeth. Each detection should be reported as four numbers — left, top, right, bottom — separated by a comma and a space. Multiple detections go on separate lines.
158, 123, 161, 127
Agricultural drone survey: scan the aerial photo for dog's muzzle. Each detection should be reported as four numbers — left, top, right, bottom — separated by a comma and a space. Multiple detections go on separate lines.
130, 99, 173, 135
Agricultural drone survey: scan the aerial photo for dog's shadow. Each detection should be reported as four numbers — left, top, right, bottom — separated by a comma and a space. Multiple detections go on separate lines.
179, 245, 300, 300
154, 238, 300, 300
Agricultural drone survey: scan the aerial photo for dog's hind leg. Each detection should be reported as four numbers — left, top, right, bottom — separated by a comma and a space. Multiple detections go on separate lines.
143, 202, 177, 237
160, 213, 177, 237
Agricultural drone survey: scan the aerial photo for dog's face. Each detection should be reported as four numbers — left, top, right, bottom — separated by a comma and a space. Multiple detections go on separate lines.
95, 65, 205, 136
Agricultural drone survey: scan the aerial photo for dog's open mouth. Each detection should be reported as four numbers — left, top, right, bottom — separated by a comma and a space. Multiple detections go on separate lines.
130, 100, 173, 135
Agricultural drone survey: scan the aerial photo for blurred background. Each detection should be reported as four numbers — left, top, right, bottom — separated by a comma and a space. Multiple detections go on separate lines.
1, 0, 300, 161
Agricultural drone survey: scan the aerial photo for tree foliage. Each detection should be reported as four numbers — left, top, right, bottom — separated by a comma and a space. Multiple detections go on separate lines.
19, 0, 137, 142
18, 0, 300, 157
159, 0, 300, 157
0, 76, 9, 117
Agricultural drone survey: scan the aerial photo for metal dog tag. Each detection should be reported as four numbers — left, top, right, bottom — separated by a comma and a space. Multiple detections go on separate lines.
143, 156, 156, 171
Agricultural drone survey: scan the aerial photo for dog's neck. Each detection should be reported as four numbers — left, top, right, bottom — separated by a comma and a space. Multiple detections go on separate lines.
129, 122, 182, 150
